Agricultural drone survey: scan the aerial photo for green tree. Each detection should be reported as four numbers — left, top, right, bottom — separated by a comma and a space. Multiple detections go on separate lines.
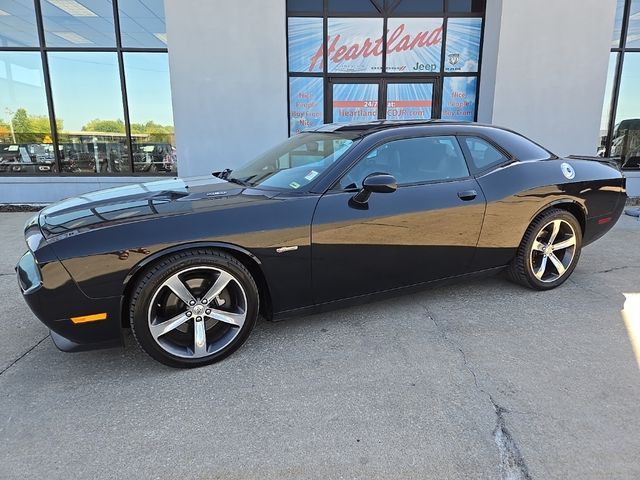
9, 108, 60, 143
11, 108, 30, 133
30, 116, 54, 135
130, 120, 174, 134
127, 120, 174, 144
81, 118, 126, 133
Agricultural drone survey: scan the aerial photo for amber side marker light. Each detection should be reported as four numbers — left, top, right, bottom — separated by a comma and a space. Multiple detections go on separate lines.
70, 313, 108, 324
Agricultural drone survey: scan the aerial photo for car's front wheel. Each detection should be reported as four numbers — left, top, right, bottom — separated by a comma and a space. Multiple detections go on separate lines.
129, 249, 259, 368
508, 208, 582, 290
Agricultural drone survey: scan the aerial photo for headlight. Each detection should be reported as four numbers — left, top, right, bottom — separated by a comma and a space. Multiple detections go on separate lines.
16, 251, 42, 294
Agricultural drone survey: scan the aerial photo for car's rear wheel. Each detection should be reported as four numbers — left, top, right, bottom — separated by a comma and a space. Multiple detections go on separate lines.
129, 249, 258, 368
507, 208, 582, 290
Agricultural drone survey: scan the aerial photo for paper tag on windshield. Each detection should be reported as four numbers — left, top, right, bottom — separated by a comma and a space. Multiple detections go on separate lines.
289, 181, 301, 189
304, 170, 319, 181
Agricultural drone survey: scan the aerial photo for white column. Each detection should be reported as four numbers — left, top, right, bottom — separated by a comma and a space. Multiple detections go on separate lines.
165, 0, 288, 177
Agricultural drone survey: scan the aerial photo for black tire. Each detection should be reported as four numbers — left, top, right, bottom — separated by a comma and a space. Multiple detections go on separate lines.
129, 249, 259, 368
507, 208, 582, 290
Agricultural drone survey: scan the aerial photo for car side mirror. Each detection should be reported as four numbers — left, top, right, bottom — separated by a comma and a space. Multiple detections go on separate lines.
351, 173, 397, 205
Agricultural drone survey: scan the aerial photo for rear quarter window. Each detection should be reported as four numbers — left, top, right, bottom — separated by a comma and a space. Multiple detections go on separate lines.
488, 128, 554, 161
461, 137, 509, 170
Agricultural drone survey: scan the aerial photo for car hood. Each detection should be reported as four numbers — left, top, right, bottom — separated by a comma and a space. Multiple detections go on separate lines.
38, 175, 281, 239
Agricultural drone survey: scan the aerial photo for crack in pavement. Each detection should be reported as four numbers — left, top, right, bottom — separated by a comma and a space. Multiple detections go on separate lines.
491, 397, 532, 480
593, 265, 640, 274
0, 334, 49, 377
422, 305, 532, 480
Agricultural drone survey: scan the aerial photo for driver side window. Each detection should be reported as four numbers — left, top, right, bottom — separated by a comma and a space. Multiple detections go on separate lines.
337, 135, 469, 190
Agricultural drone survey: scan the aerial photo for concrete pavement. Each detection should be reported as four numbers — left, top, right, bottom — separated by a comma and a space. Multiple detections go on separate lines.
1, 212, 639, 479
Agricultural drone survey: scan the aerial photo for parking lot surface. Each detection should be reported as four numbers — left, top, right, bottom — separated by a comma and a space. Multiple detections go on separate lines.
1, 212, 639, 479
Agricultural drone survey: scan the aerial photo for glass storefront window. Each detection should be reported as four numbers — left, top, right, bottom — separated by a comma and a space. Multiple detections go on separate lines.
288, 17, 323, 73
612, 53, 640, 169
0, 0, 40, 47
332, 83, 379, 123
287, 0, 323, 15
0, 0, 171, 177
385, 18, 443, 73
613, 0, 626, 47
442, 76, 477, 121
289, 77, 324, 134
600, 1, 640, 167
0, 52, 55, 174
392, 0, 444, 14
41, 0, 116, 47
286, 1, 484, 134
119, 0, 167, 48
48, 52, 130, 173
327, 18, 383, 73
123, 53, 176, 174
386, 83, 433, 120
626, 0, 640, 48
598, 53, 618, 154
328, 0, 380, 14
445, 18, 482, 73
448, 0, 485, 13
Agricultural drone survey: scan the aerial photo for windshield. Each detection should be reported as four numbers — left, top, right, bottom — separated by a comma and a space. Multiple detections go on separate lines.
227, 133, 358, 190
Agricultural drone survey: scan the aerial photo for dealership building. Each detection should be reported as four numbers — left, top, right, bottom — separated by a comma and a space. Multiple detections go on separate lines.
0, 0, 639, 203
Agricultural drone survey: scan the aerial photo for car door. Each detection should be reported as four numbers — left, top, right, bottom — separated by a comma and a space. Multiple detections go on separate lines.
311, 134, 486, 304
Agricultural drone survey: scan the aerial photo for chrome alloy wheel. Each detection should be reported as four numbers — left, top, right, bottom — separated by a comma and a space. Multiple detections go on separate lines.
529, 219, 577, 283
147, 266, 247, 359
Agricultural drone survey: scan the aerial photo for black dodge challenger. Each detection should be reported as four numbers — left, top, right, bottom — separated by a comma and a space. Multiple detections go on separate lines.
17, 121, 626, 367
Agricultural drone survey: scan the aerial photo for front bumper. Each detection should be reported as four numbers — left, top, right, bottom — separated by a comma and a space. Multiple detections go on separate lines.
17, 252, 124, 352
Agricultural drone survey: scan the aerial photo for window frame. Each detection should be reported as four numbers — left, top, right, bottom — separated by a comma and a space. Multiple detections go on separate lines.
325, 76, 439, 122
330, 132, 473, 191
0, 0, 170, 177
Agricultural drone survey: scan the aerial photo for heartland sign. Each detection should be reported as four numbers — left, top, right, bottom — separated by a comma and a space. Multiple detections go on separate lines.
288, 17, 481, 74
308, 22, 443, 72
286, 17, 481, 131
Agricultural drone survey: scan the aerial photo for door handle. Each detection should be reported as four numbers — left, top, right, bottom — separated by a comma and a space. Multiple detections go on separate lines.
457, 189, 477, 201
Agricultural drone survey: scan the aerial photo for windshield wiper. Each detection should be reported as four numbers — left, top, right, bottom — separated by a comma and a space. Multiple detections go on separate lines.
226, 177, 251, 187
213, 168, 251, 186
213, 168, 232, 180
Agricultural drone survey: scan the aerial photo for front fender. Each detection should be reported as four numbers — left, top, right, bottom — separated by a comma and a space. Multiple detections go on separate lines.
51, 195, 318, 314
122, 241, 263, 287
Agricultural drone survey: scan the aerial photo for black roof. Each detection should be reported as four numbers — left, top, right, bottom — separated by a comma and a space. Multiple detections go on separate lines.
305, 120, 556, 161
305, 120, 517, 136
307, 119, 469, 132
